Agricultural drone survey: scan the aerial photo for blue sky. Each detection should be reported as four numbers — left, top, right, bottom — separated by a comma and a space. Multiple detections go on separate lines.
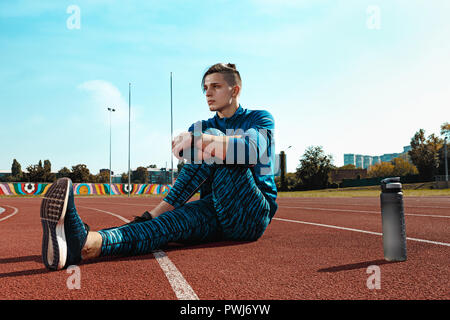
1, 0, 449, 175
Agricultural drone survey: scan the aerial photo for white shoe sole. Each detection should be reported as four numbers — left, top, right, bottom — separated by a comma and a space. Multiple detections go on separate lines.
40, 178, 70, 270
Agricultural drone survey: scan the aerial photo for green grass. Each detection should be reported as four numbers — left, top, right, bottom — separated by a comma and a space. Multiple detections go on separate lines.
278, 187, 450, 198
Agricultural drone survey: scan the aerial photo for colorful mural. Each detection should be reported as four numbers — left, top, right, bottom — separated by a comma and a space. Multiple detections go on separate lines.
0, 183, 172, 196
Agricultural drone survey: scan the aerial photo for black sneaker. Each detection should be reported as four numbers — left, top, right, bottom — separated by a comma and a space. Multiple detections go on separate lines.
130, 211, 153, 223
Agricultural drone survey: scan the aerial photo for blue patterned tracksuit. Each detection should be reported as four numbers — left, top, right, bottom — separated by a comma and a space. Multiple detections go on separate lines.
98, 105, 278, 256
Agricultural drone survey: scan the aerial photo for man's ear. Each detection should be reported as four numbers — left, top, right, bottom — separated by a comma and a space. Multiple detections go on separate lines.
232, 85, 241, 98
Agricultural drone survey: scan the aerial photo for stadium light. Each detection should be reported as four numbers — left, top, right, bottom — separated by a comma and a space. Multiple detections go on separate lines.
107, 107, 116, 195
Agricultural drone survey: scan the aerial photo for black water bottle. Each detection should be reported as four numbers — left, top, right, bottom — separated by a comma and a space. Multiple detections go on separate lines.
380, 177, 407, 261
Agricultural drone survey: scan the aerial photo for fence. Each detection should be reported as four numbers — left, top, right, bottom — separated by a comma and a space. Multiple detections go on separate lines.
341, 175, 423, 188
0, 182, 172, 196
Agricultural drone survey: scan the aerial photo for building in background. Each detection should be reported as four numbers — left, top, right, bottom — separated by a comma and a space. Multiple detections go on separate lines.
344, 146, 412, 169
111, 175, 122, 183
109, 167, 179, 184
0, 170, 11, 179
355, 154, 363, 168
147, 167, 178, 184
343, 154, 355, 166
330, 168, 368, 184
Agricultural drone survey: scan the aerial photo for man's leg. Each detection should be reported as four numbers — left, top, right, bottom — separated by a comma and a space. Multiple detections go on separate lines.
94, 196, 221, 257
162, 127, 225, 209
82, 161, 218, 260
212, 166, 271, 241
163, 162, 215, 209
90, 165, 271, 258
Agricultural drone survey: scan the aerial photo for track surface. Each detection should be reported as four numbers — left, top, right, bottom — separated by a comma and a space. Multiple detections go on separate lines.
0, 195, 449, 300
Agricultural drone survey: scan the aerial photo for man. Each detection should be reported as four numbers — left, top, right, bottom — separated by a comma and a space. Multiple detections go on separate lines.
40, 63, 278, 270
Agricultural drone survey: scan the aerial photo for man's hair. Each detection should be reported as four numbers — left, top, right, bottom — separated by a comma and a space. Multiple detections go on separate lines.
201, 63, 242, 94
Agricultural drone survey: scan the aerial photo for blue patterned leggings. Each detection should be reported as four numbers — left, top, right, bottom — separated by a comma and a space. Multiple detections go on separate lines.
97, 162, 271, 257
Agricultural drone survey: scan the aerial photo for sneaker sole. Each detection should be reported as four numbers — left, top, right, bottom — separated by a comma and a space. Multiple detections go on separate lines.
40, 178, 70, 270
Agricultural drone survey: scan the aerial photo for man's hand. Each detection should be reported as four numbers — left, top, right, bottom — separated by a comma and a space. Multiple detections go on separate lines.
172, 132, 240, 162
172, 132, 206, 161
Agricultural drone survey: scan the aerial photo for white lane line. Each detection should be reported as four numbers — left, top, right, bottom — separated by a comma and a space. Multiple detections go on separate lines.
79, 206, 131, 223
0, 207, 5, 215
404, 213, 450, 218
153, 250, 199, 300
280, 206, 450, 218
273, 217, 450, 247
0, 205, 19, 222
282, 206, 377, 214
97, 202, 157, 208
79, 205, 199, 300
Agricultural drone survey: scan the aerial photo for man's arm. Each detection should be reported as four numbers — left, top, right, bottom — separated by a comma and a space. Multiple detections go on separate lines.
150, 199, 175, 219
172, 131, 241, 162
199, 134, 241, 161
173, 110, 274, 164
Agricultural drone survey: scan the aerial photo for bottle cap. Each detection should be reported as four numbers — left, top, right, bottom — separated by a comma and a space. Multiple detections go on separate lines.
381, 177, 402, 192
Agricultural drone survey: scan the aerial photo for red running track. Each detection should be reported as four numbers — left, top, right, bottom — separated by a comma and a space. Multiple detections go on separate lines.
0, 195, 449, 300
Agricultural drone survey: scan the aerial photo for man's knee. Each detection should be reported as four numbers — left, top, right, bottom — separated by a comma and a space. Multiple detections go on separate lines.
204, 128, 225, 136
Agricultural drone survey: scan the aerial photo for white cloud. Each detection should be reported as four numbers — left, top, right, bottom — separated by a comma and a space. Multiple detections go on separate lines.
76, 79, 177, 172
77, 80, 134, 127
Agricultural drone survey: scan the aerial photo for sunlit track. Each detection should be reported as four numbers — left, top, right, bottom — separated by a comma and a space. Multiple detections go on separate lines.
79, 205, 199, 300
91, 202, 158, 208
273, 217, 450, 247
0, 196, 449, 300
0, 205, 19, 222
278, 199, 450, 210
79, 206, 132, 223
279, 205, 450, 218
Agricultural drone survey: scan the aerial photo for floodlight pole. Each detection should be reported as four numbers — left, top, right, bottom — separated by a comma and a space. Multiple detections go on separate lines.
128, 83, 131, 197
170, 72, 174, 185
107, 107, 116, 195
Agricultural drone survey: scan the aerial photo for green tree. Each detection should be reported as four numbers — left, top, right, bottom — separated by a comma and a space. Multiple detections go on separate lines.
131, 166, 149, 184
96, 170, 111, 183
368, 162, 395, 178
391, 157, 418, 177
295, 146, 335, 190
11, 159, 23, 180
440, 122, 450, 136
70, 164, 92, 183
25, 160, 45, 182
57, 167, 72, 179
437, 122, 450, 175
275, 172, 298, 191
408, 129, 443, 181
338, 164, 356, 170
42, 160, 56, 182
121, 172, 129, 183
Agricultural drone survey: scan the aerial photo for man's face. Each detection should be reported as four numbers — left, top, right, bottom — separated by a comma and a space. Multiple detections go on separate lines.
203, 73, 237, 113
